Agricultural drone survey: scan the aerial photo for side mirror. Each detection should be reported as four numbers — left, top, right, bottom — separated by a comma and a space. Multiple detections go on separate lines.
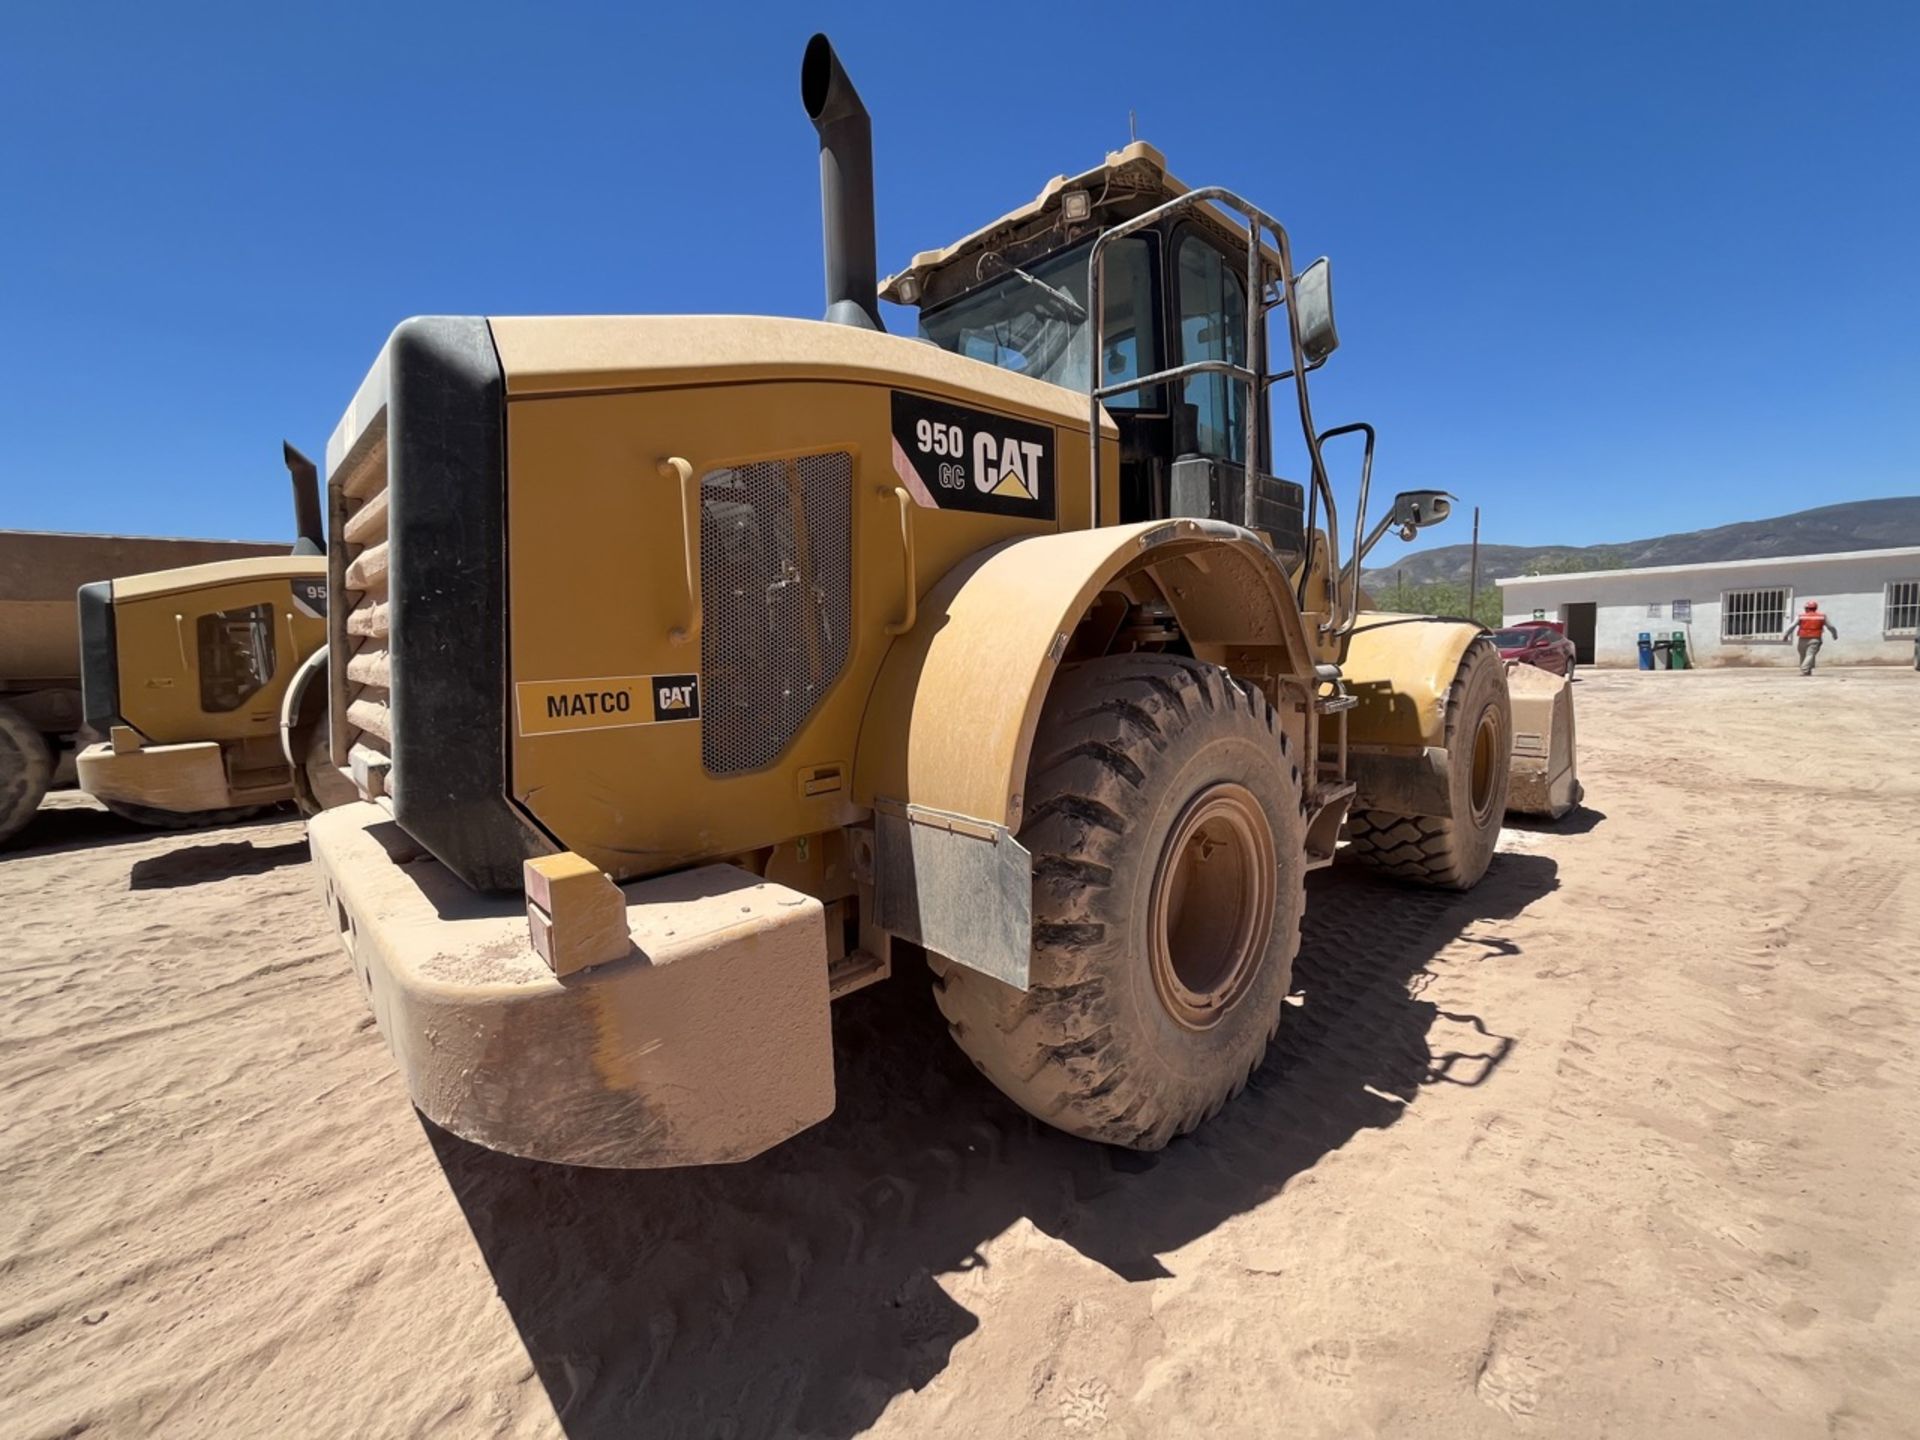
1293, 257, 1340, 365
1387, 489, 1453, 539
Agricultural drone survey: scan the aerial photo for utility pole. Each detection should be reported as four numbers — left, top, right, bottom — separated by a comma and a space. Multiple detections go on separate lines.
1468, 506, 1481, 624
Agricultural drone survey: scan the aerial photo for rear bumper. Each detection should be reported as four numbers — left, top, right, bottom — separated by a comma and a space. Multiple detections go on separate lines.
307, 802, 836, 1168
76, 739, 283, 813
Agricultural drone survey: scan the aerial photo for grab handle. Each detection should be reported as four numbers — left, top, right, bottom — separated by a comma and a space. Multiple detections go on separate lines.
658, 457, 701, 645
883, 486, 917, 637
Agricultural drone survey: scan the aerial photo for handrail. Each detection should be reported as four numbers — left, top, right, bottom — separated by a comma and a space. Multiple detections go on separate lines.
1085, 184, 1341, 631
1317, 422, 1375, 636
882, 486, 918, 636
657, 456, 701, 645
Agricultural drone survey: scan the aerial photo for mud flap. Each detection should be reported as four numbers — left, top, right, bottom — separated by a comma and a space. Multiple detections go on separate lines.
873, 800, 1032, 989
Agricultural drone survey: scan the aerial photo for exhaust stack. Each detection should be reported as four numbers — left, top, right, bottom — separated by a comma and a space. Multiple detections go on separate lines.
285, 441, 324, 555
801, 33, 884, 332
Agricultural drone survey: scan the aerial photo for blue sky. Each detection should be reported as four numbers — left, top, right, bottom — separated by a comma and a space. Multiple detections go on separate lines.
1, 1, 1913, 548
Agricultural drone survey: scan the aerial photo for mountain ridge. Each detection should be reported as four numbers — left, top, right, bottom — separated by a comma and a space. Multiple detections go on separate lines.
1360, 496, 1920, 589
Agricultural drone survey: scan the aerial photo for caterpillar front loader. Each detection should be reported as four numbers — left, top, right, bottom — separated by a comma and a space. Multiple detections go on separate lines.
0, 530, 289, 845
305, 34, 1576, 1168
74, 444, 353, 825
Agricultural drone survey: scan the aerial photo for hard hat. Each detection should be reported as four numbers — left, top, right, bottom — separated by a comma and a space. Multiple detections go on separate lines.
1804, 599, 1819, 610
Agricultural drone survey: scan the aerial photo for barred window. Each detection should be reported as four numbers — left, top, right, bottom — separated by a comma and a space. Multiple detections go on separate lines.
1887, 580, 1920, 636
1722, 587, 1788, 640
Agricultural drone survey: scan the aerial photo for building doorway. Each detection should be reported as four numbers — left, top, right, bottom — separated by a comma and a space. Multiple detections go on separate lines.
1562, 602, 1597, 664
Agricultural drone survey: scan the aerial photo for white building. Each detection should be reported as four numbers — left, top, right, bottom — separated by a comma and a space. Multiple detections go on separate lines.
1496, 546, 1920, 668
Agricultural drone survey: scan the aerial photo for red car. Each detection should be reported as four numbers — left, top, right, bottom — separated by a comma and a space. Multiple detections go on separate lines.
1492, 623, 1577, 678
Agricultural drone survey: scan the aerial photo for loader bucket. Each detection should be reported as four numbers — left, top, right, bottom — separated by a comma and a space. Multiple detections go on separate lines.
1505, 663, 1580, 819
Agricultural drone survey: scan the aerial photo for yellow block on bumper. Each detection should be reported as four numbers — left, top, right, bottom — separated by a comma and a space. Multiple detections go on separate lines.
308, 803, 835, 1169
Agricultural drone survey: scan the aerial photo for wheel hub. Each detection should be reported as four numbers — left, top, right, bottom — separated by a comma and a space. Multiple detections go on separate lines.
1148, 782, 1277, 1030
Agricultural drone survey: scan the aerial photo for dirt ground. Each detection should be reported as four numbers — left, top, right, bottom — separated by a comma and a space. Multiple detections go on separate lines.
2, 668, 1916, 1439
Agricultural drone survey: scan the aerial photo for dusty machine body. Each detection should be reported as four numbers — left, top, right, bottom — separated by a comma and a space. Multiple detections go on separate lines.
74, 446, 339, 825
307, 35, 1576, 1168
0, 529, 287, 844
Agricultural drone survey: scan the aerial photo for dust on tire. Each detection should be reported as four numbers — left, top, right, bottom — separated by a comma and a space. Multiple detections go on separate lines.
931, 653, 1307, 1150
1344, 637, 1511, 891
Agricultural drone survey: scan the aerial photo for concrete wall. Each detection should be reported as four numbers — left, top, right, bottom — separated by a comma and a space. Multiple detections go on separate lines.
1498, 551, 1920, 668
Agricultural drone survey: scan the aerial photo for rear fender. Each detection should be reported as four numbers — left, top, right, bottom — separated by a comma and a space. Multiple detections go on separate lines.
855, 518, 1315, 986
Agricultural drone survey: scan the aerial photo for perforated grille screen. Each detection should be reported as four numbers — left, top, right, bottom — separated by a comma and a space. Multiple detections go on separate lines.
699, 452, 854, 775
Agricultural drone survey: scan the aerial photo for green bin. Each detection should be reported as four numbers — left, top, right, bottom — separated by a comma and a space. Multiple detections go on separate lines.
1669, 631, 1690, 669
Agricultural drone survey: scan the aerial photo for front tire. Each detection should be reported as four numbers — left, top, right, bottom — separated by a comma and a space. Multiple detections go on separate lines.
932, 654, 1306, 1150
1344, 637, 1511, 891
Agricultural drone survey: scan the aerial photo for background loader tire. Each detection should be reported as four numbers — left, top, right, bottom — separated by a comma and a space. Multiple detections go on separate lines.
0, 703, 53, 847
1344, 637, 1511, 891
932, 654, 1306, 1151
102, 800, 274, 830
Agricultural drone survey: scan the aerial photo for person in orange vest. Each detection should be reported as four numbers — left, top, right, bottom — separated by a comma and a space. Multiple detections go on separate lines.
1782, 599, 1838, 674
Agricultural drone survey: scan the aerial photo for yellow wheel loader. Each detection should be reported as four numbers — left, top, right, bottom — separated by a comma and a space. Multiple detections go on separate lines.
74, 445, 353, 825
305, 34, 1576, 1167
2, 530, 294, 846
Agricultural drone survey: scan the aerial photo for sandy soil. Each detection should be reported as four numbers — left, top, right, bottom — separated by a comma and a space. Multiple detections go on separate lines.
2, 668, 1917, 1439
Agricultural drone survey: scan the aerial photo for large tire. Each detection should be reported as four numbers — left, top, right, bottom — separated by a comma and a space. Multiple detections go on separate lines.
931, 654, 1307, 1151
1345, 637, 1511, 890
102, 800, 275, 829
0, 703, 54, 847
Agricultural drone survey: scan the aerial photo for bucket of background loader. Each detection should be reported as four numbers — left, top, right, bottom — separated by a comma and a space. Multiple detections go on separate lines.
1505, 663, 1580, 819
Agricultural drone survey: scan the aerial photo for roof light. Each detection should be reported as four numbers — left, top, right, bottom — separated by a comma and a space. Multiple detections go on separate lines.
1060, 188, 1092, 222
894, 274, 921, 305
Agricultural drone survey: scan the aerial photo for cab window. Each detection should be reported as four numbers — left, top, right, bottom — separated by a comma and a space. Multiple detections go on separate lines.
197, 603, 276, 712
920, 237, 1162, 408
1176, 234, 1248, 462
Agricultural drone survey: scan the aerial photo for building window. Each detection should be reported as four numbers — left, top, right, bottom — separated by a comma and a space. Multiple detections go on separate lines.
1646, 602, 1663, 619
1673, 599, 1692, 622
1722, 586, 1789, 640
1887, 580, 1920, 637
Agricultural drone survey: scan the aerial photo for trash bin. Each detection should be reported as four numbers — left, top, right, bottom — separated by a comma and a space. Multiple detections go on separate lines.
1638, 632, 1655, 670
1652, 638, 1672, 670
1669, 631, 1690, 670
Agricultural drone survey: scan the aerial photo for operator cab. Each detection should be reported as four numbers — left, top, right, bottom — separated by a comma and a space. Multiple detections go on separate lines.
881, 143, 1312, 556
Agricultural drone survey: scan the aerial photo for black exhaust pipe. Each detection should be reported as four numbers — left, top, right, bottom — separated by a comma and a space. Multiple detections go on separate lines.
801, 34, 884, 332
285, 441, 324, 555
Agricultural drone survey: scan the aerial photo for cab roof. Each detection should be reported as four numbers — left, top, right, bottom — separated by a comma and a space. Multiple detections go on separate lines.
878, 141, 1283, 311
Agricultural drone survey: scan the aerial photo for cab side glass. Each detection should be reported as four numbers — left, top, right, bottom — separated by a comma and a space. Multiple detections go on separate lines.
1176, 235, 1247, 462
197, 603, 277, 713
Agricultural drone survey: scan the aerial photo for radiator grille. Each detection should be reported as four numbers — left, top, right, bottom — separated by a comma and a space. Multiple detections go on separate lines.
699, 452, 853, 775
334, 439, 392, 795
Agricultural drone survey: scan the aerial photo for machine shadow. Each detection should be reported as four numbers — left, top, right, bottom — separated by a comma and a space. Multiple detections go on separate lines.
128, 837, 310, 890
0, 798, 293, 864
429, 852, 1556, 1440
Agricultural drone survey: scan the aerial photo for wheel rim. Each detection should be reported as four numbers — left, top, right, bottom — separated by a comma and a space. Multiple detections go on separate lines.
1148, 783, 1276, 1031
1469, 707, 1500, 823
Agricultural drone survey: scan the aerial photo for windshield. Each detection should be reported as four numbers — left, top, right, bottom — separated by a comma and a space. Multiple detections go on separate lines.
919, 238, 1159, 408
1491, 630, 1539, 647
